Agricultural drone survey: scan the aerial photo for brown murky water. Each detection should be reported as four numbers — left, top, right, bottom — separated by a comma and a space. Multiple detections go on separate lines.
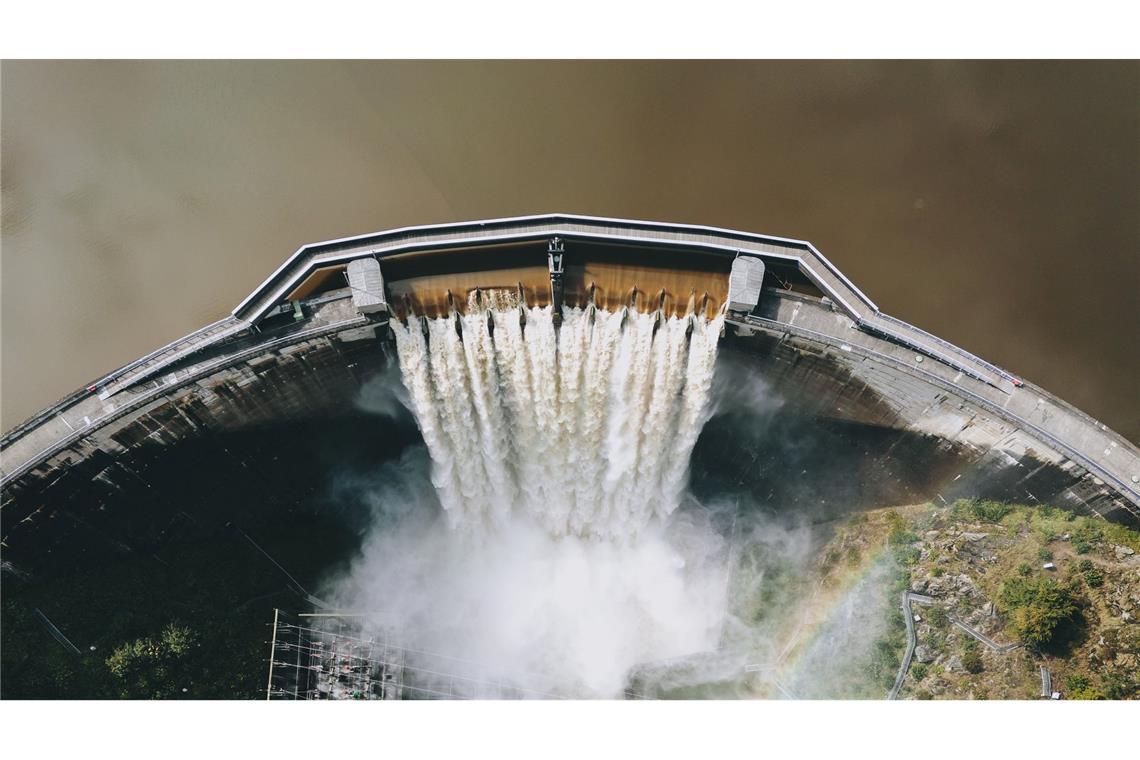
2, 61, 1137, 441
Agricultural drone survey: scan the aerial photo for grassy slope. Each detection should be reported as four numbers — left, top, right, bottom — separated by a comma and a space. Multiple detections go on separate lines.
821, 500, 1140, 700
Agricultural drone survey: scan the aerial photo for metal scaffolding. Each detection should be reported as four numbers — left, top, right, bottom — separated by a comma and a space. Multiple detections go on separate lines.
266, 611, 647, 700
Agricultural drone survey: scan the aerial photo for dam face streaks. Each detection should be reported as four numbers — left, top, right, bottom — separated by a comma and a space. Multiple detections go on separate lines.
390, 304, 725, 540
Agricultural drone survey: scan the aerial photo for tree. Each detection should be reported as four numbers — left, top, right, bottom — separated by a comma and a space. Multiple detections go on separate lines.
105, 623, 198, 698
1100, 671, 1137, 700
1065, 673, 1105, 700
999, 577, 1078, 649
959, 638, 984, 674
925, 606, 949, 629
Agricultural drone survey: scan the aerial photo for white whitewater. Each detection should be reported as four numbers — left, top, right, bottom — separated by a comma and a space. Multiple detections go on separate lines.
390, 302, 724, 541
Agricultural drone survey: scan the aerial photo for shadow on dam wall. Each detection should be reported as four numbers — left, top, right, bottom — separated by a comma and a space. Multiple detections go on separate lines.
0, 325, 1121, 698
2, 327, 1119, 582
693, 338, 976, 522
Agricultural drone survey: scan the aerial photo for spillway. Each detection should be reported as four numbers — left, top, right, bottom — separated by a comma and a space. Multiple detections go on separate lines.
392, 302, 724, 539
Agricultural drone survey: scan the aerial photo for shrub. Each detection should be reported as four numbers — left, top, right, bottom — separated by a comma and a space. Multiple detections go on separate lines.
1071, 523, 1102, 555
931, 566, 945, 578
105, 624, 197, 698
998, 577, 1078, 649
867, 638, 903, 690
1065, 673, 1104, 700
884, 510, 905, 533
1100, 671, 1137, 700
968, 500, 1014, 524
161, 624, 195, 656
1072, 522, 1103, 544
925, 607, 949, 628
895, 546, 921, 566
962, 649, 984, 674
950, 499, 972, 520
1036, 548, 1054, 562
910, 663, 928, 682
887, 512, 918, 546
1065, 673, 1090, 691
1083, 568, 1104, 588
1017, 563, 1033, 577
1077, 559, 1094, 573
822, 549, 841, 572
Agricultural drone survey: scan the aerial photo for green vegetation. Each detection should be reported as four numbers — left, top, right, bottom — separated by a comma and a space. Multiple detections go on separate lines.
945, 498, 1140, 554
1065, 673, 1100, 699
862, 558, 910, 694
106, 624, 198, 699
1100, 670, 1137, 700
1062, 671, 1137, 700
924, 606, 948, 629
998, 576, 1079, 649
952, 499, 1013, 524
1075, 558, 1105, 588
1, 514, 361, 699
849, 500, 1140, 700
961, 638, 984, 674
894, 546, 921, 566
885, 510, 918, 546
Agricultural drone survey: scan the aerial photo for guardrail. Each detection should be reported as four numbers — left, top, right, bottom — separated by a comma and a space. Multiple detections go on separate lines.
858, 318, 1004, 389
96, 317, 248, 397
0, 317, 243, 451
948, 615, 1020, 653
0, 315, 369, 488
878, 313, 1019, 384
740, 314, 1140, 510
874, 314, 1137, 477
889, 592, 936, 699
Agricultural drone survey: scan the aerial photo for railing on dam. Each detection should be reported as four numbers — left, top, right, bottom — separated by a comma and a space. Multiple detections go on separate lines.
222, 214, 1016, 391
0, 317, 245, 452
94, 317, 249, 398
740, 313, 1140, 514
877, 313, 1020, 385
3, 214, 1137, 515
0, 311, 370, 487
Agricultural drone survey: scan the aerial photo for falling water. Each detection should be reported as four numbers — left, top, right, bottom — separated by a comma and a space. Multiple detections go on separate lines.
390, 301, 725, 541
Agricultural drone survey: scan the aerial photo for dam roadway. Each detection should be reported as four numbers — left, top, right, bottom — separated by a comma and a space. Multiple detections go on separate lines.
2, 214, 1137, 568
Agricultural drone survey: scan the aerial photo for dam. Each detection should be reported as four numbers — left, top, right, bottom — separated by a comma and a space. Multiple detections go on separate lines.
4, 212, 1139, 698
3, 213, 1137, 569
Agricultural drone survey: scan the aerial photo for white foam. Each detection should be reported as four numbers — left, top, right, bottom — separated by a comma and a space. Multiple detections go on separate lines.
390, 305, 725, 540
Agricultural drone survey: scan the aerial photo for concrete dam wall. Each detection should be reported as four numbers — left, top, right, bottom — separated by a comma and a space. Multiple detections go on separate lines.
3, 214, 1138, 580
